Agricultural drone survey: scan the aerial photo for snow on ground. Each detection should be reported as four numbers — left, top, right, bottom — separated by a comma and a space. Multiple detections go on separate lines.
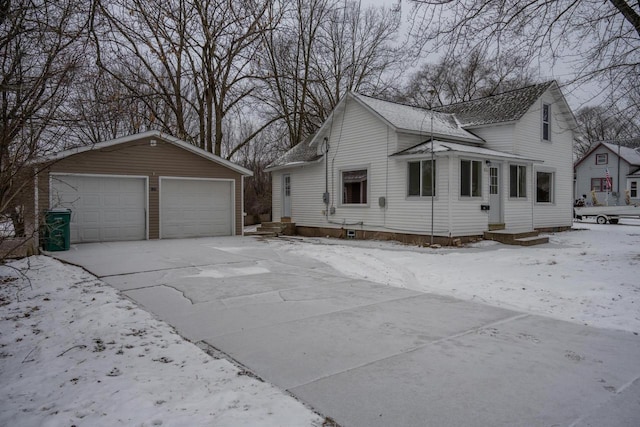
269, 219, 640, 334
0, 257, 323, 427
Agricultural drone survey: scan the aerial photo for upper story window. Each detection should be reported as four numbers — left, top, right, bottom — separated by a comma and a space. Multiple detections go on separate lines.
595, 153, 608, 165
342, 169, 368, 204
408, 160, 436, 197
542, 103, 551, 141
509, 165, 527, 198
460, 160, 482, 197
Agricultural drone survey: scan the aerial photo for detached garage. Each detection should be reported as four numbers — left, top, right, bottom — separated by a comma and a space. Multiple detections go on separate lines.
34, 130, 252, 244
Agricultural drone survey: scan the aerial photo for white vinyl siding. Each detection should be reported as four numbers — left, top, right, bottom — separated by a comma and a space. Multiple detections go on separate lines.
513, 91, 573, 228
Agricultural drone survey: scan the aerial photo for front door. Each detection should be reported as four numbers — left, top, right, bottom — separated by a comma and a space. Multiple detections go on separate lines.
282, 174, 291, 218
489, 165, 502, 224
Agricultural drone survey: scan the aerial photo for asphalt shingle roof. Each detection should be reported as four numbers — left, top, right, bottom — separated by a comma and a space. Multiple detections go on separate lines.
434, 82, 554, 127
601, 141, 640, 166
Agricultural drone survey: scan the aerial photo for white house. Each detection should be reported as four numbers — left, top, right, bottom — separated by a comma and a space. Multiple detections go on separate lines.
266, 81, 576, 244
574, 139, 640, 206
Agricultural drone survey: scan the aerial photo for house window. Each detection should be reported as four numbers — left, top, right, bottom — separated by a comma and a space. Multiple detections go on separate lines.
536, 171, 554, 203
408, 160, 436, 197
630, 181, 637, 198
490, 167, 498, 195
342, 169, 368, 204
509, 165, 527, 198
595, 153, 608, 165
542, 103, 551, 141
461, 160, 482, 197
591, 178, 609, 192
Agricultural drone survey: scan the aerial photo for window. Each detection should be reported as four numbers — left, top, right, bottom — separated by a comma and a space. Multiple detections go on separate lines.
536, 171, 553, 203
342, 169, 367, 204
408, 160, 436, 197
489, 167, 498, 195
461, 160, 482, 197
542, 103, 551, 141
630, 181, 637, 198
509, 165, 527, 198
595, 153, 608, 165
591, 178, 609, 192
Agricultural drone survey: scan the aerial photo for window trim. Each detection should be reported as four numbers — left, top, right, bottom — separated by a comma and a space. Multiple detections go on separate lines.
591, 177, 608, 192
535, 170, 554, 204
595, 153, 608, 165
509, 164, 527, 199
460, 159, 482, 198
542, 103, 551, 142
407, 159, 436, 198
340, 167, 369, 207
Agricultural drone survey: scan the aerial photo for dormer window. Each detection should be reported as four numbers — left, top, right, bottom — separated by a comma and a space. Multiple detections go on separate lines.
542, 103, 551, 141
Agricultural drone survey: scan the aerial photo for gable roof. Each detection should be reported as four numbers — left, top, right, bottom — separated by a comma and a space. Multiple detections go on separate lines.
266, 136, 322, 171
36, 130, 253, 176
574, 140, 640, 168
434, 81, 577, 129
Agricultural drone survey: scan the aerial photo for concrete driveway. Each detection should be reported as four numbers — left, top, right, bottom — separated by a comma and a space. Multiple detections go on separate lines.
51, 237, 640, 427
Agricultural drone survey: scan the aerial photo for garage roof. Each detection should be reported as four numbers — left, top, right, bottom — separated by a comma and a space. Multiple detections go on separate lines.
37, 130, 253, 176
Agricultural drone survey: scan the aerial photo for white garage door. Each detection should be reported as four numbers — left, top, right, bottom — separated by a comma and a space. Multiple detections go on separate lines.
50, 175, 147, 243
160, 178, 233, 238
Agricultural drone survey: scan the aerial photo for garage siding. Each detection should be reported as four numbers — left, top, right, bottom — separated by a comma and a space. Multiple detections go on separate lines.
38, 136, 244, 238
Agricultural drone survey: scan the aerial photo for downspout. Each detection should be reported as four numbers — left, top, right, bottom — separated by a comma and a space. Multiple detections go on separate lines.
323, 137, 330, 218
531, 166, 535, 230
241, 175, 245, 236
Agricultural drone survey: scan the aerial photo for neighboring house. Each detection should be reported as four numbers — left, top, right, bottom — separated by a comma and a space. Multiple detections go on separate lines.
266, 81, 576, 243
26, 130, 252, 246
574, 138, 640, 205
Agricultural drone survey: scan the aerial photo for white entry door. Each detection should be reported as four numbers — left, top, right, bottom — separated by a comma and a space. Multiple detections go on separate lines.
50, 174, 147, 243
282, 174, 291, 218
489, 166, 502, 224
160, 178, 233, 238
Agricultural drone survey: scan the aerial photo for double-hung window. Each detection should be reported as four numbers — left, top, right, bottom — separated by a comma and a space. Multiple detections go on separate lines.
542, 103, 551, 141
408, 160, 436, 197
595, 153, 608, 165
509, 165, 527, 198
342, 169, 368, 204
631, 181, 638, 198
536, 171, 554, 203
460, 160, 482, 197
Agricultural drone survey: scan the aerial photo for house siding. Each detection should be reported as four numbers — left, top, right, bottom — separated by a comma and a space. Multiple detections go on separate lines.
575, 146, 634, 205
37, 136, 244, 238
512, 90, 574, 229
273, 86, 574, 239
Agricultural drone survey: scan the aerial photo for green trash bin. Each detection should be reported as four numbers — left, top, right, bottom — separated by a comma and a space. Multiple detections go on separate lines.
44, 209, 71, 251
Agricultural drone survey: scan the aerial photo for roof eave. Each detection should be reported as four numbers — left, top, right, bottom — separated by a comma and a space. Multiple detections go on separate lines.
265, 158, 323, 172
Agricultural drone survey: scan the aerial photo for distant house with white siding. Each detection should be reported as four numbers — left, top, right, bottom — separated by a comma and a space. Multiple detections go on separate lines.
574, 139, 640, 206
266, 81, 577, 244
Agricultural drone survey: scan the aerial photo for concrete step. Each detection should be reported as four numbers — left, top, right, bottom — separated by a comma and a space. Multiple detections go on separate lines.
488, 223, 506, 231
483, 229, 546, 246
514, 236, 549, 246
245, 231, 278, 237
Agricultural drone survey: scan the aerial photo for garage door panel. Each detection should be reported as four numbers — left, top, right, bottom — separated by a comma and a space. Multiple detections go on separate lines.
51, 175, 146, 243
161, 179, 232, 238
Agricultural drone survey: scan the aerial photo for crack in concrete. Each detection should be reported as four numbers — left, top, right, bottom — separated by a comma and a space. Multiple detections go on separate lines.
286, 312, 531, 391
125, 283, 197, 305
98, 260, 248, 279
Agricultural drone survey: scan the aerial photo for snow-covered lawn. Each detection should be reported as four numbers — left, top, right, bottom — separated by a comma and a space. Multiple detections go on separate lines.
1, 219, 638, 426
269, 219, 640, 334
0, 257, 323, 427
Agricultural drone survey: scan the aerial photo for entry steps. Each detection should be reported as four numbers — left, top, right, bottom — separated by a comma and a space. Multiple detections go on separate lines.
483, 226, 549, 246
245, 222, 295, 238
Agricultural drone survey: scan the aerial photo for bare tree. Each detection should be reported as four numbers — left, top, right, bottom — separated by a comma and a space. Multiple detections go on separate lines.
574, 104, 640, 158
408, 0, 640, 105
396, 47, 537, 107
1, 0, 90, 254
94, 0, 274, 157
257, 0, 404, 148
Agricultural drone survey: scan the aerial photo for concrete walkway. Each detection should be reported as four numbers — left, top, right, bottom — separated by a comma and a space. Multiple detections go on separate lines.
51, 237, 640, 427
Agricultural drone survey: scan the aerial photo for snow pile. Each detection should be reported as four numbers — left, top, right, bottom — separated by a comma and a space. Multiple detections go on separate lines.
270, 220, 640, 333
0, 256, 323, 427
